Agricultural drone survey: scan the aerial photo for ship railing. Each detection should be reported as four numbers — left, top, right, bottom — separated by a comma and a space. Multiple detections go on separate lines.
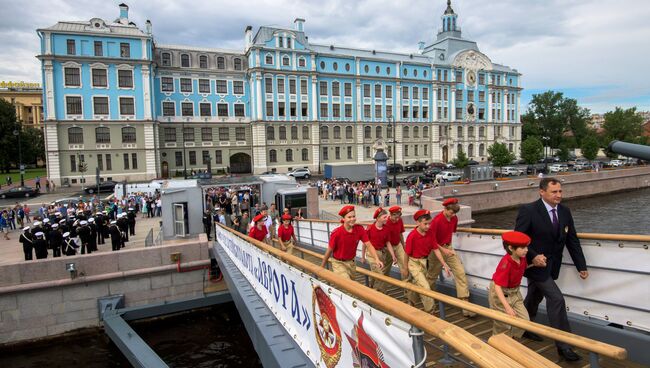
293, 218, 629, 367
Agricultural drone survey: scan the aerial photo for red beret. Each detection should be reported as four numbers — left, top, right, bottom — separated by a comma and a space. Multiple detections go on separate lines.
253, 214, 265, 223
281, 214, 293, 221
388, 206, 402, 214
338, 205, 355, 217
373, 207, 383, 219
502, 231, 531, 247
442, 198, 459, 207
413, 209, 430, 221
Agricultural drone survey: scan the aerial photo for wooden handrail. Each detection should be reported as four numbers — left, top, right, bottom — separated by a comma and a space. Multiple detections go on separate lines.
293, 244, 628, 361
488, 334, 560, 368
217, 225, 523, 368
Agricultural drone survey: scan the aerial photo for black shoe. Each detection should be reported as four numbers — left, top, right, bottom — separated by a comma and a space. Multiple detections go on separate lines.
557, 347, 580, 361
522, 331, 543, 341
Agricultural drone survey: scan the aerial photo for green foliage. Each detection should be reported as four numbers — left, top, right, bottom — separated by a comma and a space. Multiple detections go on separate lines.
556, 144, 570, 162
20, 127, 45, 165
487, 142, 515, 168
452, 149, 469, 169
521, 91, 590, 147
520, 136, 543, 164
602, 107, 644, 143
581, 135, 599, 161
0, 99, 46, 171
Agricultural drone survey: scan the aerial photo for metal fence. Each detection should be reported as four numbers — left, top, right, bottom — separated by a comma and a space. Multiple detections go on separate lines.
319, 210, 339, 221
144, 228, 154, 247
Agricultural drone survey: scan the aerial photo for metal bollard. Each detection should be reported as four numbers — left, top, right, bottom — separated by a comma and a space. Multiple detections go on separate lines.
437, 300, 454, 364
410, 326, 426, 367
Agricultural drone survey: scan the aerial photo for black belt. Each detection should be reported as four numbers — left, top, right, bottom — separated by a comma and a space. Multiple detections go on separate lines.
333, 257, 353, 262
410, 256, 427, 259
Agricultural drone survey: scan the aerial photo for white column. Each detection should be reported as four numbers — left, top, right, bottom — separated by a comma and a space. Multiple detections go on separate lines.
356, 125, 364, 163
44, 61, 56, 120
396, 123, 403, 164
143, 124, 157, 178
141, 67, 152, 119
356, 79, 362, 120
487, 88, 492, 122
395, 82, 401, 122
502, 91, 507, 122
432, 84, 438, 121
311, 121, 320, 171
311, 76, 318, 120
45, 124, 60, 185
516, 92, 521, 123
256, 74, 263, 120
450, 87, 456, 121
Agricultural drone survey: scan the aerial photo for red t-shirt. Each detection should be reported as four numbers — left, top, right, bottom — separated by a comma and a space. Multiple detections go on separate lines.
385, 218, 405, 246
328, 224, 369, 261
492, 254, 528, 288
404, 229, 437, 258
248, 225, 268, 242
277, 224, 294, 242
366, 223, 390, 250
431, 212, 458, 245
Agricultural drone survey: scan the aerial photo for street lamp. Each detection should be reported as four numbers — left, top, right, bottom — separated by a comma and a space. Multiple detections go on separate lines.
542, 135, 550, 174
13, 125, 24, 187
388, 115, 397, 187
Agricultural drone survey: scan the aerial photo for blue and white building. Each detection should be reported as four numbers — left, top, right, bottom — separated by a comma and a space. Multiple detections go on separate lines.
38, 1, 522, 185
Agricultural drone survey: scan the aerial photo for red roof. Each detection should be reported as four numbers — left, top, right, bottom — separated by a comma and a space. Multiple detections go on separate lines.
643, 121, 650, 137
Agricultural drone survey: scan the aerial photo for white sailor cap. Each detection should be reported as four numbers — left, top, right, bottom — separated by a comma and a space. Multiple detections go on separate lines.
43, 218, 50, 223
56, 212, 62, 217
63, 232, 70, 237
80, 220, 88, 225
88, 218, 95, 223
110, 220, 117, 224
33, 221, 41, 226
35, 232, 44, 237
23, 226, 30, 231
52, 224, 59, 229
76, 210, 83, 214
59, 219, 66, 224
128, 207, 134, 211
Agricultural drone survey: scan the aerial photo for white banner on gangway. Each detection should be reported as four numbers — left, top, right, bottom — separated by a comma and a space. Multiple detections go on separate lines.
216, 225, 416, 367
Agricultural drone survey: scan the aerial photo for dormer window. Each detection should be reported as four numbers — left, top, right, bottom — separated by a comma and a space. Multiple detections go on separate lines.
234, 58, 242, 70
217, 56, 225, 69
181, 54, 190, 68
161, 52, 171, 66
199, 55, 208, 68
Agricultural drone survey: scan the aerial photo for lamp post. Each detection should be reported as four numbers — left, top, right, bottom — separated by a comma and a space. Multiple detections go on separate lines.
542, 135, 549, 174
13, 125, 24, 187
388, 115, 397, 187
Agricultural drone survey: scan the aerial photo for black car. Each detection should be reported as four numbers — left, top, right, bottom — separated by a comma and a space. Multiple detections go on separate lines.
402, 175, 433, 185
424, 168, 442, 177
404, 161, 427, 172
0, 186, 39, 199
387, 163, 403, 174
467, 160, 480, 166
84, 180, 117, 194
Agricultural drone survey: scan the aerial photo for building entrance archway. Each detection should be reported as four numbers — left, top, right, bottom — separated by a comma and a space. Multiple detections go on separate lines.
230, 152, 252, 174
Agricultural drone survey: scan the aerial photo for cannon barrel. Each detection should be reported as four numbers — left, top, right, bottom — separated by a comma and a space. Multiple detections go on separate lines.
608, 140, 650, 161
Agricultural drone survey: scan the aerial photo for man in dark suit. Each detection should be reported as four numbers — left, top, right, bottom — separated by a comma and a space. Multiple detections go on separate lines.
515, 177, 588, 361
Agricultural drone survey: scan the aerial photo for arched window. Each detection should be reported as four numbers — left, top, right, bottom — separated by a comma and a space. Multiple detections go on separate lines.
216, 56, 225, 69
282, 56, 290, 66
180, 54, 190, 68
291, 126, 298, 140
161, 52, 171, 66
298, 57, 306, 67
266, 126, 275, 140
479, 126, 485, 137
269, 149, 277, 163
234, 58, 242, 70
423, 126, 429, 138
364, 126, 371, 139
403, 126, 409, 138
375, 126, 382, 138
301, 148, 308, 161
468, 126, 475, 137
95, 127, 110, 143
457, 144, 463, 154
121, 127, 136, 143
279, 126, 287, 140
468, 144, 474, 157
286, 149, 293, 162
333, 126, 341, 139
387, 125, 393, 139
302, 126, 309, 139
345, 126, 353, 139
457, 126, 463, 137
413, 126, 419, 138
479, 143, 485, 156
320, 125, 329, 139
265, 54, 273, 64
509, 143, 514, 152
68, 127, 83, 144
199, 55, 208, 68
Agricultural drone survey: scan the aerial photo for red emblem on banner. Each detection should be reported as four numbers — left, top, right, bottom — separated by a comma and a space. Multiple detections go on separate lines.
313, 286, 342, 368
345, 313, 390, 368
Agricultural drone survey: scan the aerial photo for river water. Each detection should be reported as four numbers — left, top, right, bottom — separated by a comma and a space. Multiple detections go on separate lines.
0, 303, 261, 368
472, 187, 650, 235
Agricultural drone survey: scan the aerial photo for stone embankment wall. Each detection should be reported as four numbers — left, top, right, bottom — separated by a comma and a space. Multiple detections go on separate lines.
422, 166, 650, 214
0, 235, 211, 344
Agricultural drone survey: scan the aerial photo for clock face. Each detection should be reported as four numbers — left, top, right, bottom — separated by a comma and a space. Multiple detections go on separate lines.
466, 71, 477, 85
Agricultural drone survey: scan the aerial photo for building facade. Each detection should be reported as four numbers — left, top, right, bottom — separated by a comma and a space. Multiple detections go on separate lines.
0, 84, 44, 128
38, 2, 522, 186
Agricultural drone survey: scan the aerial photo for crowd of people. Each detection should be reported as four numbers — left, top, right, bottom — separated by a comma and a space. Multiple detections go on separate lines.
315, 178, 435, 209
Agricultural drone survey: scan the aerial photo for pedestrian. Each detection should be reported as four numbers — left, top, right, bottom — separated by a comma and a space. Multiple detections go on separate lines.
0, 211, 9, 240
48, 223, 63, 257
248, 213, 270, 245
45, 180, 50, 193
127, 208, 136, 236
19, 226, 33, 261
320, 205, 383, 280
77, 220, 92, 254
33, 232, 48, 259
109, 220, 121, 251
514, 177, 588, 361
396, 184, 402, 205
203, 210, 212, 240
361, 208, 396, 292
62, 232, 78, 256
488, 231, 533, 339
277, 214, 297, 255
402, 209, 450, 314
384, 187, 390, 207
268, 203, 279, 239
384, 206, 406, 280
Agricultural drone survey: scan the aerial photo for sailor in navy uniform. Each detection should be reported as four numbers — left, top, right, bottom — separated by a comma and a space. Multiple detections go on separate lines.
33, 232, 48, 259
19, 226, 33, 261
48, 223, 63, 258
62, 232, 78, 256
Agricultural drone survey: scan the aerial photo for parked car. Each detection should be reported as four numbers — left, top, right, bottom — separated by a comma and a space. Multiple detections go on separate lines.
573, 161, 590, 170
387, 163, 403, 174
287, 168, 311, 179
84, 180, 118, 194
498, 166, 524, 176
539, 157, 559, 164
424, 167, 442, 178
549, 164, 569, 173
623, 158, 639, 166
0, 186, 39, 199
51, 197, 83, 207
404, 161, 427, 172
609, 159, 624, 167
436, 171, 462, 182
467, 160, 480, 166
402, 175, 433, 185
427, 162, 447, 170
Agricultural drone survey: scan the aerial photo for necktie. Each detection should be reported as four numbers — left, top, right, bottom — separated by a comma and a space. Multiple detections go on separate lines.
551, 208, 559, 234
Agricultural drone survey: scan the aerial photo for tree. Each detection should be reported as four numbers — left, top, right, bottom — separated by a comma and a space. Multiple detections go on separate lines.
556, 143, 570, 162
0, 99, 18, 172
581, 135, 599, 162
452, 149, 469, 169
602, 107, 644, 144
521, 91, 590, 147
520, 137, 543, 165
20, 127, 45, 165
488, 142, 515, 172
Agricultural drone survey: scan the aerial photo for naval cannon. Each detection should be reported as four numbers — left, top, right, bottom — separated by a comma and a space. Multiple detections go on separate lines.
607, 140, 650, 161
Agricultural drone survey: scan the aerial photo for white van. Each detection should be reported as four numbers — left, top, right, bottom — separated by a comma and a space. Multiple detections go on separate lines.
113, 181, 163, 198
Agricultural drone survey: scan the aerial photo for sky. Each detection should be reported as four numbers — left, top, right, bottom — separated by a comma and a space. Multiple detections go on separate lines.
1, 0, 649, 114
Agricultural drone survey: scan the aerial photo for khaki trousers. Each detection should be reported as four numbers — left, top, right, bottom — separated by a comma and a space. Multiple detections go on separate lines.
426, 244, 470, 299
390, 244, 406, 276
282, 239, 295, 256
406, 258, 436, 313
366, 248, 391, 293
488, 282, 530, 338
331, 259, 356, 280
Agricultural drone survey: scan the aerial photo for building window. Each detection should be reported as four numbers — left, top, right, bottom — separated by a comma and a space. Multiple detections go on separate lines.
162, 101, 175, 116
413, 87, 419, 99
215, 150, 222, 164
332, 104, 340, 118
234, 58, 242, 70
236, 127, 245, 140
132, 153, 138, 169
266, 102, 274, 117
402, 106, 409, 119
278, 102, 285, 116
93, 97, 109, 115
364, 125, 371, 139
404, 145, 409, 156
365, 146, 371, 158
413, 126, 419, 138
66, 96, 82, 115
363, 84, 370, 97
455, 89, 463, 101
375, 126, 382, 138
301, 102, 308, 117
70, 155, 76, 172
344, 83, 352, 97
291, 126, 298, 140
423, 88, 429, 100
265, 77, 273, 93
322, 146, 328, 160
118, 70, 133, 88
364, 105, 371, 119
98, 154, 103, 171
282, 56, 290, 66
120, 97, 135, 116
64, 67, 81, 86
320, 103, 328, 118
269, 149, 277, 163
175, 151, 183, 166
200, 102, 211, 117
344, 104, 352, 118
279, 126, 287, 140
302, 126, 309, 139
345, 126, 353, 139
183, 127, 195, 142
333, 126, 341, 139
298, 58, 306, 67
423, 126, 429, 138
320, 61, 326, 69
374, 84, 382, 98
202, 150, 210, 164
199, 55, 208, 68
234, 104, 245, 117
216, 56, 225, 69
201, 127, 212, 141
161, 77, 174, 92
180, 78, 192, 93
122, 127, 136, 143
181, 54, 190, 67
478, 91, 485, 102
386, 105, 393, 118
385, 85, 392, 99
189, 151, 196, 165
375, 105, 382, 119
215, 80, 227, 94
290, 102, 297, 117
413, 106, 419, 119
332, 82, 340, 96
199, 79, 210, 93
66, 39, 76, 55
346, 146, 352, 159
92, 69, 107, 87
265, 54, 273, 64
181, 102, 194, 117
120, 43, 130, 58
423, 106, 429, 119
286, 149, 293, 162
403, 126, 409, 138
321, 126, 329, 139
68, 127, 83, 144
302, 148, 308, 161
402, 86, 409, 99
218, 127, 229, 141
335, 147, 340, 160
233, 81, 244, 95
266, 126, 275, 140
162, 52, 171, 66
164, 128, 176, 142
277, 78, 285, 94
333, 62, 338, 71
387, 125, 392, 139
288, 79, 296, 95
319, 81, 328, 95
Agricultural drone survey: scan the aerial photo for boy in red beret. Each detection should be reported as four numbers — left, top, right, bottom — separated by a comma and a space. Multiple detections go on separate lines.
361, 208, 396, 292
321, 205, 384, 280
489, 231, 532, 338
403, 209, 450, 314
384, 206, 407, 278
248, 214, 270, 245
277, 214, 297, 255
427, 198, 475, 317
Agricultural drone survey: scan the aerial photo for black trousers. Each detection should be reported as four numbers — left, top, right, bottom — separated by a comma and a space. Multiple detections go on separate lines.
525, 277, 572, 349
23, 246, 33, 261
52, 246, 61, 257
129, 223, 135, 236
